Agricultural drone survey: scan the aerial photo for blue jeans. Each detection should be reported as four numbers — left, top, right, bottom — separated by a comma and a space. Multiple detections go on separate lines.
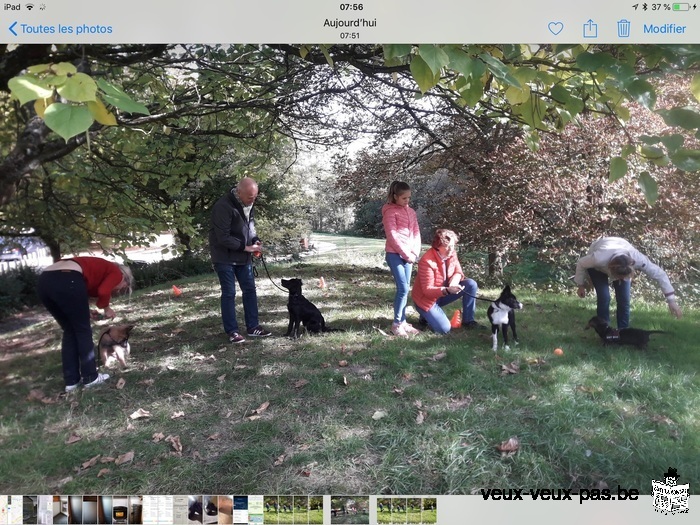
386, 252, 413, 324
414, 278, 478, 334
213, 263, 259, 334
37, 270, 98, 386
588, 268, 631, 329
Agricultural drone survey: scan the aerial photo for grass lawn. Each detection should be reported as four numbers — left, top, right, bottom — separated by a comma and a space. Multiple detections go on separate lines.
1, 233, 698, 496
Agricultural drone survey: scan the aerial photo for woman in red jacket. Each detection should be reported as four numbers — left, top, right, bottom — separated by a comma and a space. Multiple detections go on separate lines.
382, 181, 422, 337
411, 229, 482, 334
37, 256, 134, 392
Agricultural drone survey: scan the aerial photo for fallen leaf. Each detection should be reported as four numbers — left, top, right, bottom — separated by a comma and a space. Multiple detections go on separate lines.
294, 379, 309, 389
321, 363, 331, 368
208, 355, 217, 361
527, 357, 546, 366
341, 344, 347, 354
362, 374, 372, 381
375, 327, 390, 336
65, 433, 82, 445
81, 455, 101, 470
500, 361, 520, 375
193, 451, 202, 459
165, 435, 182, 455
166, 365, 176, 371
172, 328, 186, 334
431, 352, 447, 361
342, 375, 348, 386
496, 436, 520, 457
223, 410, 232, 418
273, 454, 285, 466
576, 385, 603, 394
372, 410, 388, 420
97, 468, 110, 478
233, 364, 248, 370
27, 389, 46, 402
299, 469, 311, 477
447, 396, 472, 410
171, 411, 185, 419
247, 414, 261, 421
528, 394, 537, 401
393, 387, 404, 394
182, 393, 197, 399
338, 360, 348, 367
401, 372, 413, 381
207, 433, 220, 440
129, 408, 152, 420
252, 401, 270, 414
651, 415, 675, 425
126, 422, 135, 431
414, 400, 423, 408
192, 354, 205, 361
416, 410, 426, 424
115, 450, 135, 465
152, 432, 165, 443
217, 374, 227, 382
57, 476, 73, 486
41, 395, 57, 404
100, 457, 115, 463
116, 378, 126, 390
138, 379, 155, 386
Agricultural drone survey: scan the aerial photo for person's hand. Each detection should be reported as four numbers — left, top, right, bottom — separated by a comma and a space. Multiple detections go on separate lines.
447, 285, 463, 294
668, 300, 682, 319
577, 286, 587, 298
90, 309, 102, 320
103, 307, 116, 319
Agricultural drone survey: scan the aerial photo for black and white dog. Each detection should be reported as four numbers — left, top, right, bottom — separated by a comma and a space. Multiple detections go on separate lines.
487, 285, 523, 352
281, 278, 334, 338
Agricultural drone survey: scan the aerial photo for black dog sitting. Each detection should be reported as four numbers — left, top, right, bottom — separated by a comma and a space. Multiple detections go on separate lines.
281, 278, 335, 338
487, 285, 523, 352
585, 316, 665, 349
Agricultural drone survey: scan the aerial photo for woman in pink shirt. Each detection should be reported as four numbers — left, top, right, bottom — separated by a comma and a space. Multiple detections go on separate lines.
382, 181, 422, 336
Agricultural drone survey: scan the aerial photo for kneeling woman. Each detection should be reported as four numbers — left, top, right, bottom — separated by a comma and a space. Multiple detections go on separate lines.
411, 229, 481, 334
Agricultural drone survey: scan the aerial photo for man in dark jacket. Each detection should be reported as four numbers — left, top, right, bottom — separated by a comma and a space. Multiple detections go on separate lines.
209, 177, 272, 343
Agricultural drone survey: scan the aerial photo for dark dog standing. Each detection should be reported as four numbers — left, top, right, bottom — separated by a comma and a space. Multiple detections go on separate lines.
585, 316, 664, 349
487, 285, 523, 352
281, 278, 333, 338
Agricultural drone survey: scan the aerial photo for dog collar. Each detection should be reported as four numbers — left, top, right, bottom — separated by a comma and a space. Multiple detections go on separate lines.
605, 329, 620, 342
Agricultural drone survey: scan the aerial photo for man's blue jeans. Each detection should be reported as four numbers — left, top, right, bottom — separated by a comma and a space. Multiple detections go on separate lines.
386, 252, 413, 324
213, 263, 259, 334
588, 268, 631, 329
415, 278, 478, 334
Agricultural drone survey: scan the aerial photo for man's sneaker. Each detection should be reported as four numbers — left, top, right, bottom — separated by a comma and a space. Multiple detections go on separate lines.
65, 382, 81, 393
402, 321, 421, 335
463, 320, 487, 330
247, 326, 272, 337
84, 373, 110, 389
391, 322, 408, 337
229, 332, 246, 344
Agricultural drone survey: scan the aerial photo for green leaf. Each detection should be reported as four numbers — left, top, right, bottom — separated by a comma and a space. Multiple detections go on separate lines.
43, 103, 94, 141
383, 45, 412, 61
640, 145, 665, 160
575, 51, 617, 72
660, 134, 684, 153
56, 72, 98, 103
8, 76, 54, 105
410, 55, 439, 93
691, 73, 700, 103
478, 54, 521, 88
609, 157, 628, 182
51, 63, 78, 76
638, 171, 658, 205
657, 108, 700, 130
626, 79, 656, 110
87, 100, 117, 126
670, 148, 700, 172
26, 63, 52, 74
97, 79, 150, 115
459, 75, 484, 107
418, 45, 450, 76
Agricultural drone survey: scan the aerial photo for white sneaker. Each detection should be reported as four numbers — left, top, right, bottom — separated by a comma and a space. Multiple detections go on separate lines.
391, 322, 408, 337
402, 322, 421, 335
65, 382, 81, 393
84, 373, 110, 389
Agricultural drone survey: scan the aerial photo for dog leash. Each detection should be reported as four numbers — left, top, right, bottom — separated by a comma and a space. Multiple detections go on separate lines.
257, 253, 288, 293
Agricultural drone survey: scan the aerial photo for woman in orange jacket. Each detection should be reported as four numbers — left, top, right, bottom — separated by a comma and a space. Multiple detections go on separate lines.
411, 229, 482, 334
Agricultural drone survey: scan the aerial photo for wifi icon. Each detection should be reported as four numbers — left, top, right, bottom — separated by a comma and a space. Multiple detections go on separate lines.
25, 3, 35, 9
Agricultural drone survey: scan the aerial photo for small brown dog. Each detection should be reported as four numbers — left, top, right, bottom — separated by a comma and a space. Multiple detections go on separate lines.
98, 324, 134, 368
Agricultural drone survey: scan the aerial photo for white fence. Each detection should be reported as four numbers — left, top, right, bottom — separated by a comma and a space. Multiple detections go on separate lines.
0, 248, 54, 274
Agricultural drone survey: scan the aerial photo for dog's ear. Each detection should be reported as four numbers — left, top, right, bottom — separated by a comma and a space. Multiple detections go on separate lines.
125, 324, 135, 335
504, 284, 511, 293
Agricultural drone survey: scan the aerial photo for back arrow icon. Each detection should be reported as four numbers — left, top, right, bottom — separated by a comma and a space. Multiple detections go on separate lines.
9, 21, 18, 36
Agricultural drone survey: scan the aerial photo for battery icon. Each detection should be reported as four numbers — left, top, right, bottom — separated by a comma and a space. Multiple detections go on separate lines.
673, 3, 690, 10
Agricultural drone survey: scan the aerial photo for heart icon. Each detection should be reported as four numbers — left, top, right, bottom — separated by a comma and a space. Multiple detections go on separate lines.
548, 22, 564, 35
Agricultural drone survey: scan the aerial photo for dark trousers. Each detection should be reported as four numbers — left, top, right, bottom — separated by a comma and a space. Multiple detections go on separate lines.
588, 268, 632, 329
37, 270, 98, 386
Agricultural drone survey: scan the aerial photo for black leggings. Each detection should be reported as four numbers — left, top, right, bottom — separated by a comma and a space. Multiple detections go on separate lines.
37, 270, 98, 386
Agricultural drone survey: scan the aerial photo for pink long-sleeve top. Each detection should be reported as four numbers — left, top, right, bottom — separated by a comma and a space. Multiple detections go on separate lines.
382, 202, 421, 263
